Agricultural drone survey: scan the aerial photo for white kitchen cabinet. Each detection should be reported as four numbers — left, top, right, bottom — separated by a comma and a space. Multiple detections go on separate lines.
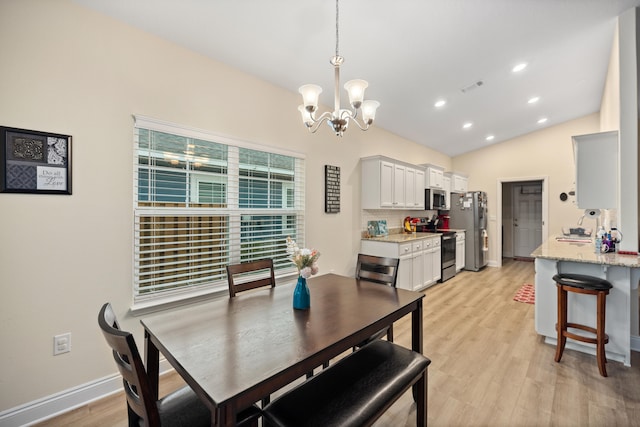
397, 251, 412, 291
413, 168, 426, 209
361, 237, 436, 291
405, 167, 416, 208
429, 237, 441, 284
411, 241, 424, 291
443, 173, 451, 210
422, 236, 441, 287
422, 239, 433, 288
361, 156, 424, 210
379, 160, 395, 208
455, 231, 466, 272
392, 163, 406, 208
423, 164, 444, 189
451, 173, 468, 193
572, 131, 618, 209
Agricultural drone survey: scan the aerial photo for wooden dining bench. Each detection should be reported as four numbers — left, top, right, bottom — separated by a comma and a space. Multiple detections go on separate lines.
262, 340, 431, 427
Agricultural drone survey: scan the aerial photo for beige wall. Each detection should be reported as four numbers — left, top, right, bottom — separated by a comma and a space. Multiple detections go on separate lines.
452, 114, 601, 264
0, 0, 449, 410
600, 21, 620, 132
0, 0, 616, 415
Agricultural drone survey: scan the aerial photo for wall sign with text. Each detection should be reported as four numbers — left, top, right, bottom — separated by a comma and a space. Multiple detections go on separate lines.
324, 164, 340, 213
0, 126, 72, 194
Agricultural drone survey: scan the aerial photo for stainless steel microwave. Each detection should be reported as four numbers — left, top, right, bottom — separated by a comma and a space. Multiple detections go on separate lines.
425, 188, 446, 210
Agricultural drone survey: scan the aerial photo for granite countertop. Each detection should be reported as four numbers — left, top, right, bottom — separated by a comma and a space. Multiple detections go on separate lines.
363, 232, 441, 243
531, 237, 640, 268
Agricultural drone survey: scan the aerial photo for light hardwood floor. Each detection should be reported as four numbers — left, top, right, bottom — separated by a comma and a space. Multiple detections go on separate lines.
38, 259, 640, 426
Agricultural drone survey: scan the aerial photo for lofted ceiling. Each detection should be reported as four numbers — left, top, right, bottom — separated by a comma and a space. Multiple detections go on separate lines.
73, 0, 640, 156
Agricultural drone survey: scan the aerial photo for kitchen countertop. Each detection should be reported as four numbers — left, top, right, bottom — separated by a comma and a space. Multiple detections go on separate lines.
362, 232, 441, 243
531, 237, 640, 268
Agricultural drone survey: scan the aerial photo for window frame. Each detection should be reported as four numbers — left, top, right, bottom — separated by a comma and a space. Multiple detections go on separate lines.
132, 116, 305, 312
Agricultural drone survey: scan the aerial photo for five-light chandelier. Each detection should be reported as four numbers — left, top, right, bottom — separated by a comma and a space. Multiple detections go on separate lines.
298, 0, 380, 137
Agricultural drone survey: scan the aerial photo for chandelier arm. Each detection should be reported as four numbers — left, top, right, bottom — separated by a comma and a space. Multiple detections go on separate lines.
348, 116, 372, 131
305, 111, 334, 133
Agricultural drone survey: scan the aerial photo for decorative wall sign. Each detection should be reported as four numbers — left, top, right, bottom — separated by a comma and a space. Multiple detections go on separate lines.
0, 126, 72, 194
324, 165, 340, 213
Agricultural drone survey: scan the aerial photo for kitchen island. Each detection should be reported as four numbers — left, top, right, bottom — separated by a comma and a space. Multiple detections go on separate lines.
532, 238, 640, 366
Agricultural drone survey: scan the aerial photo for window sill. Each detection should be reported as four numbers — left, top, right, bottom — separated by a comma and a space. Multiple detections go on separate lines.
130, 285, 228, 317
130, 273, 300, 316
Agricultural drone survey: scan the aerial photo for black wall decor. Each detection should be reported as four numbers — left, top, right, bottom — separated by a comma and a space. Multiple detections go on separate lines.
0, 126, 72, 194
324, 165, 340, 213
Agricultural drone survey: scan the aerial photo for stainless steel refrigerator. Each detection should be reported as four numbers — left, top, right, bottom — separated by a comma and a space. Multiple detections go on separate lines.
448, 191, 488, 271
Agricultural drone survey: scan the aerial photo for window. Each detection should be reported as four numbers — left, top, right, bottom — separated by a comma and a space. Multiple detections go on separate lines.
133, 117, 305, 304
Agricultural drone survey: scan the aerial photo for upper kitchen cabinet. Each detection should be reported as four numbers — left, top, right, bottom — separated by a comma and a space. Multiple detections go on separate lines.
572, 131, 618, 209
442, 173, 451, 210
423, 164, 444, 189
405, 166, 426, 210
361, 156, 425, 210
450, 172, 468, 193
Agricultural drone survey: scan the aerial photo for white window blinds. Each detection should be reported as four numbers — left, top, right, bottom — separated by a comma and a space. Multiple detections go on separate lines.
133, 116, 305, 302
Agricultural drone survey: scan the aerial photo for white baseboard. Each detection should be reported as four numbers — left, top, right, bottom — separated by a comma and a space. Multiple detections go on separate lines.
632, 335, 640, 352
0, 359, 172, 427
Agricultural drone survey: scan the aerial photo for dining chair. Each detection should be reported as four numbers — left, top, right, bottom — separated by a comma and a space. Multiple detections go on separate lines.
226, 259, 279, 403
226, 259, 276, 297
98, 303, 261, 427
354, 254, 400, 348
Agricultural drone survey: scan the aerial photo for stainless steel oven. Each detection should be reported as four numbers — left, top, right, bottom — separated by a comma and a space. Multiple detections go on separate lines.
441, 231, 456, 282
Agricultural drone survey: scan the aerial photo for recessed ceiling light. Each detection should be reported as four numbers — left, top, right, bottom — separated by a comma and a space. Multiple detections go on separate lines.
512, 63, 528, 73
462, 122, 473, 130
434, 99, 446, 108
537, 117, 548, 124
528, 96, 540, 104
485, 135, 495, 141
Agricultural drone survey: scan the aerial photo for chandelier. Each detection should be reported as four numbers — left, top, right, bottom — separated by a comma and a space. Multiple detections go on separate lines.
297, 0, 380, 137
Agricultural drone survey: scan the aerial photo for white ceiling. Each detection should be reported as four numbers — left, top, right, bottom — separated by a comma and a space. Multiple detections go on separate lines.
73, 0, 640, 156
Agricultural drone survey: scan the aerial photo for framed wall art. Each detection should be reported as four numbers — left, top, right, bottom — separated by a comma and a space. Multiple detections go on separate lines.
0, 126, 72, 194
324, 164, 340, 213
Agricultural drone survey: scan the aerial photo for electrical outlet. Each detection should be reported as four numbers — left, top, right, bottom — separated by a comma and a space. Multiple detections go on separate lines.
53, 333, 71, 355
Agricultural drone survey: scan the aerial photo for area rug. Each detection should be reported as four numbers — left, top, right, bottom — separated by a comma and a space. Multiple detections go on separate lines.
513, 283, 535, 304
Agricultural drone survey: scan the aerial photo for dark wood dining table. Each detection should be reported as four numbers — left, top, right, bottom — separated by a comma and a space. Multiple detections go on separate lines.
141, 273, 425, 426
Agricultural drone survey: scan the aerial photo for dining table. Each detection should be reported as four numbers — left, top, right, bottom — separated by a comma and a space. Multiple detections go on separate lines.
141, 273, 425, 426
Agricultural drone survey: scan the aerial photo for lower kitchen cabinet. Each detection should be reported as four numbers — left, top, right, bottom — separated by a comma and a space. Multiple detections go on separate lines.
424, 237, 441, 285
456, 231, 466, 272
361, 235, 441, 291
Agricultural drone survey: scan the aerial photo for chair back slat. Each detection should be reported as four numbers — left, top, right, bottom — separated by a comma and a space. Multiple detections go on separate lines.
355, 254, 400, 287
98, 303, 161, 426
226, 259, 276, 297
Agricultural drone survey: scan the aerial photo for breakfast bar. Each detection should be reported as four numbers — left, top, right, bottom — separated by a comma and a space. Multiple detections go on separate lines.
532, 238, 640, 366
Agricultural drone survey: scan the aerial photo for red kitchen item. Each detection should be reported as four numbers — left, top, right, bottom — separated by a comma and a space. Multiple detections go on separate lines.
438, 214, 450, 229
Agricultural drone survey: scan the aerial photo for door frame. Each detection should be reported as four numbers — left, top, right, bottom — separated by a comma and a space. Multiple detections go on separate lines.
495, 176, 549, 268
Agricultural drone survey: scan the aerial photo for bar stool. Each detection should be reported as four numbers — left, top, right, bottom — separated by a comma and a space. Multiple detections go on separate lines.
553, 273, 613, 377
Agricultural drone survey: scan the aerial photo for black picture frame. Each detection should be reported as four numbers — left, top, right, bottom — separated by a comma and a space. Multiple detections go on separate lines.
0, 126, 72, 194
324, 164, 340, 213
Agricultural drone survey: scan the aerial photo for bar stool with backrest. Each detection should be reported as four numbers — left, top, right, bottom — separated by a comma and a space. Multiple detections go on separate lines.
553, 273, 613, 377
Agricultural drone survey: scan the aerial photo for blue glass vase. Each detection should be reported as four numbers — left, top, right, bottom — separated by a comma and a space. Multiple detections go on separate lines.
293, 275, 310, 310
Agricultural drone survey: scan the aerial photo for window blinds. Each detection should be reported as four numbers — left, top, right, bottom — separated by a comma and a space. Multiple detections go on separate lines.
133, 116, 305, 301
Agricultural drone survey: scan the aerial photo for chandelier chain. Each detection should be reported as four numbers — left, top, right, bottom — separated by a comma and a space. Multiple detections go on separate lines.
335, 0, 339, 57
